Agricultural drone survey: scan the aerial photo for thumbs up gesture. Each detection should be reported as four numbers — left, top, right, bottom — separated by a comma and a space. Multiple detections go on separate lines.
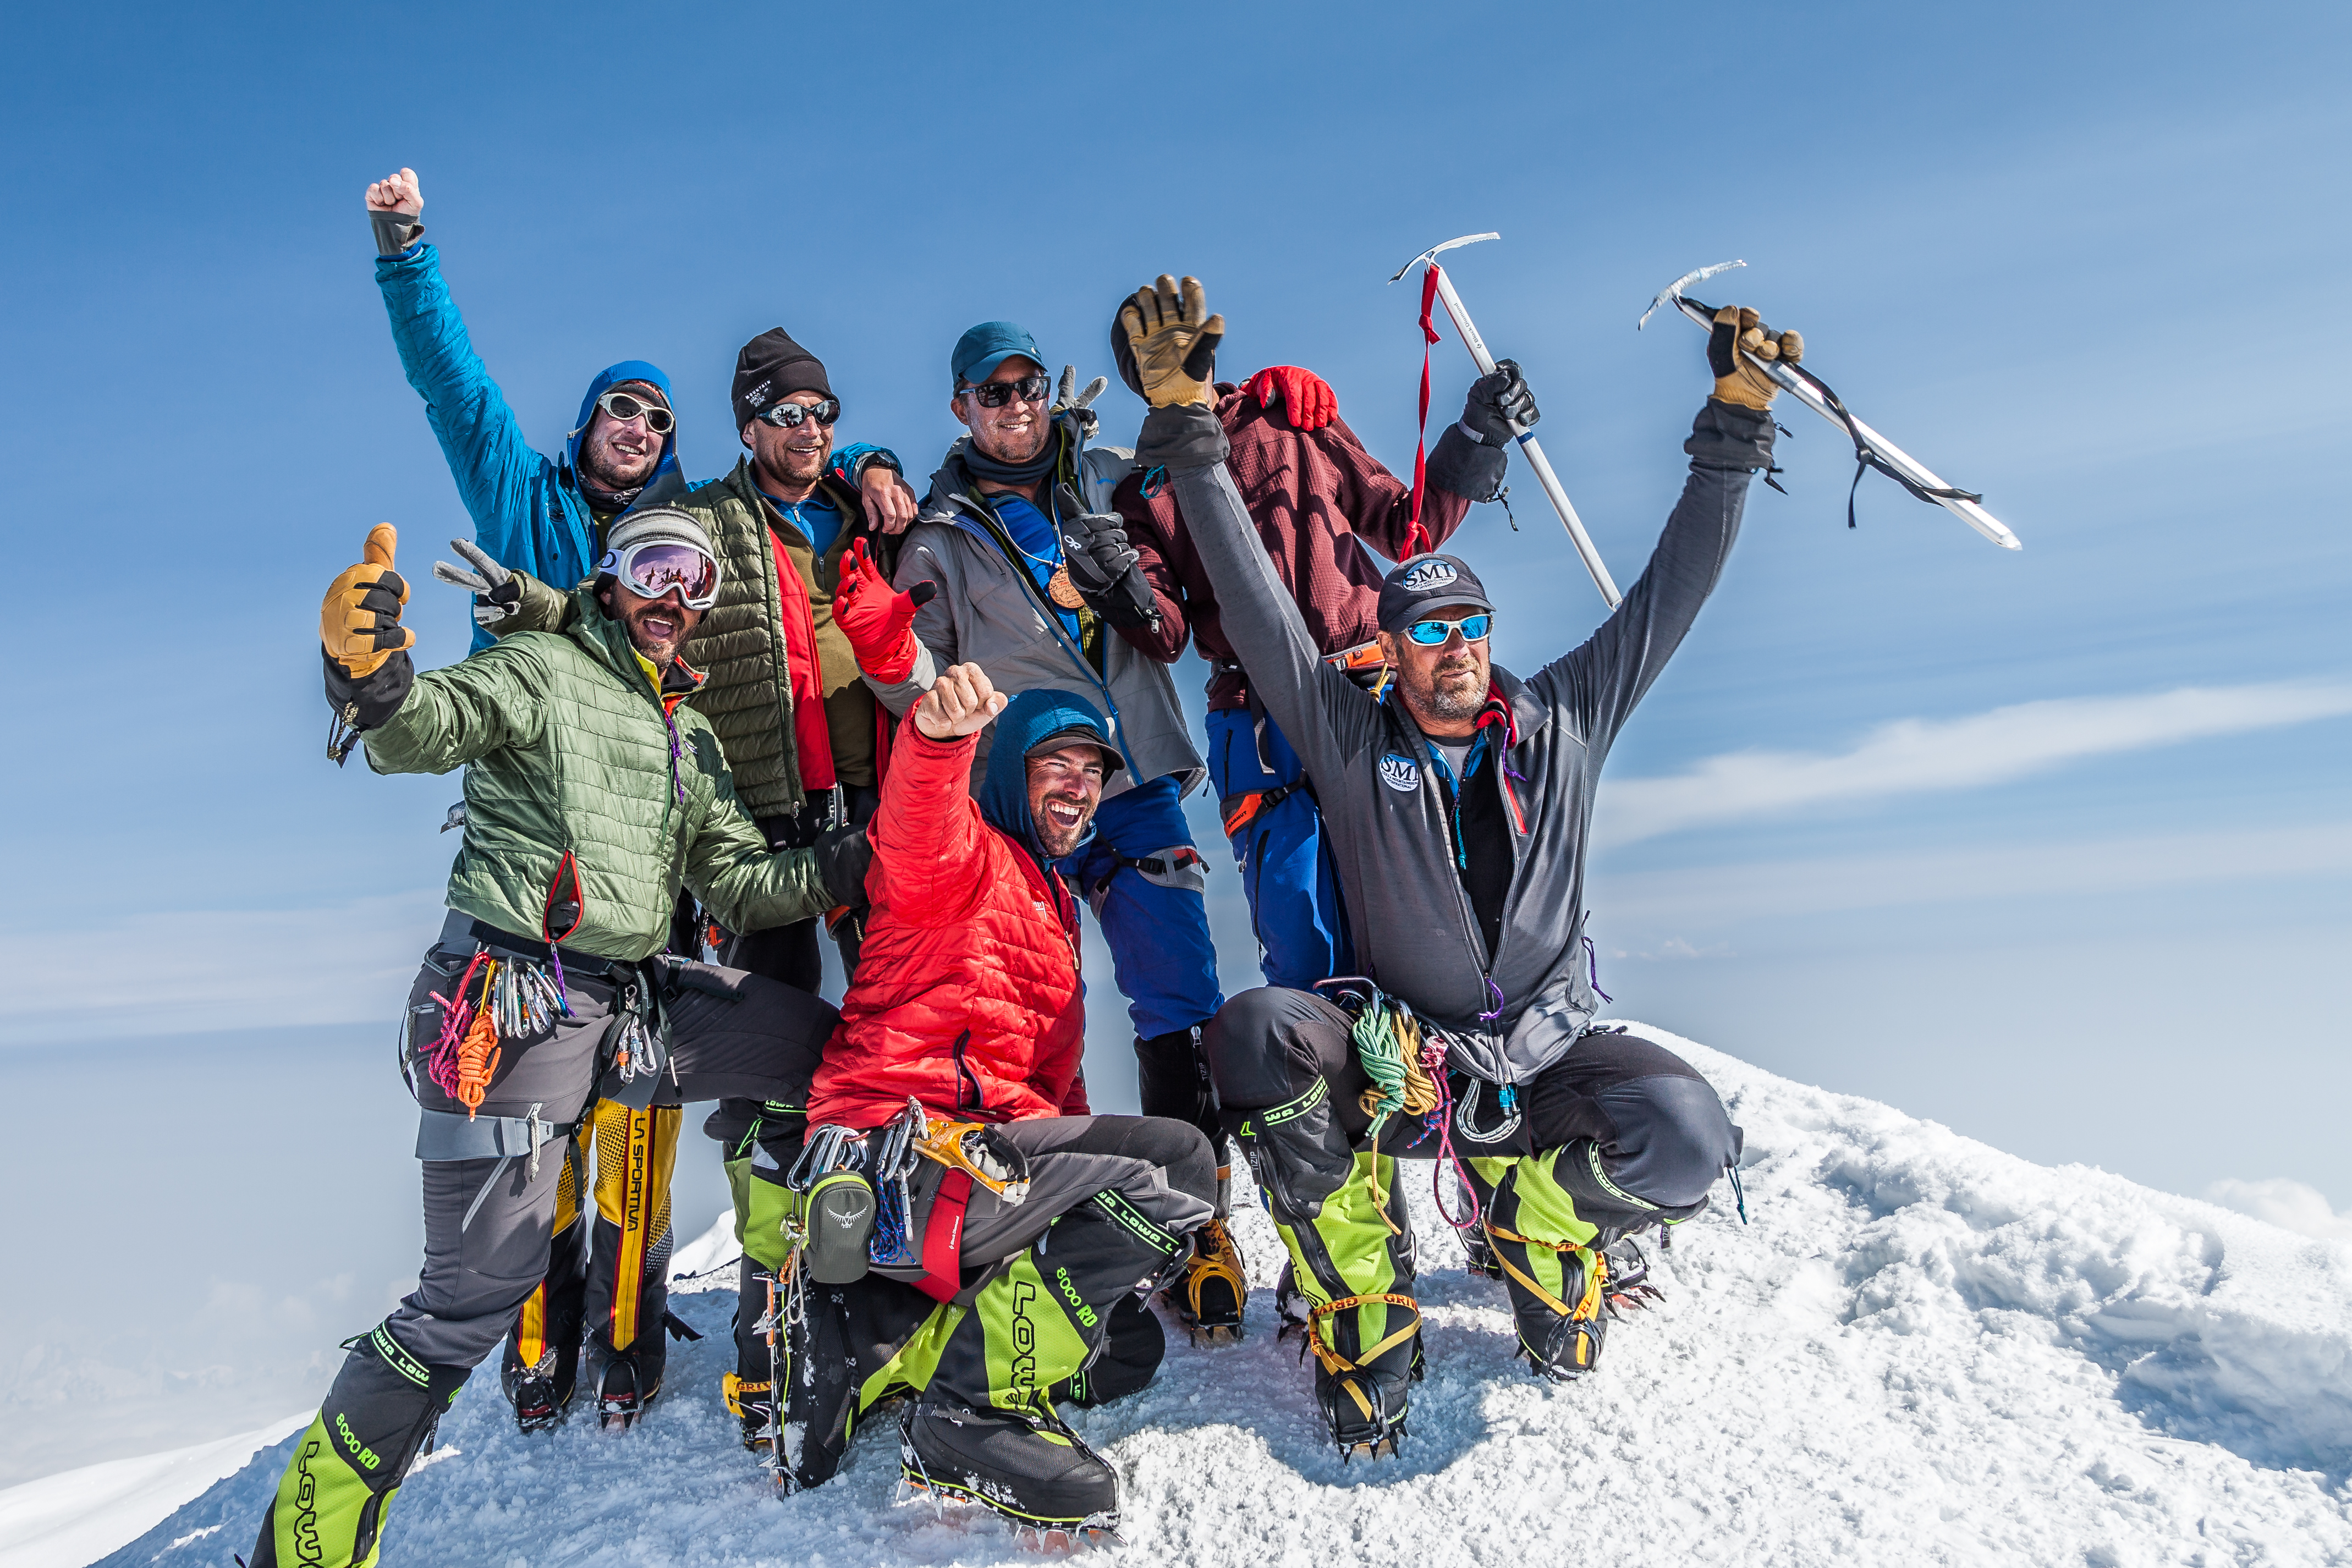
322, 523, 415, 677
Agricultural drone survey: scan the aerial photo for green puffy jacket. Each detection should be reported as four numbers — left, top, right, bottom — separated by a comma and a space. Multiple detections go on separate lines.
362, 588, 833, 960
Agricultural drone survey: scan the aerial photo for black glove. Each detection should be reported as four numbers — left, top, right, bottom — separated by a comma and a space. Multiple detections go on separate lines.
812, 822, 874, 910
1053, 485, 1161, 631
1461, 358, 1540, 445
323, 647, 414, 765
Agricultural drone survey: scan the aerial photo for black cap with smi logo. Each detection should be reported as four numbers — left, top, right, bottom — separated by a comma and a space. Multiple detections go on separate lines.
1376, 553, 1495, 633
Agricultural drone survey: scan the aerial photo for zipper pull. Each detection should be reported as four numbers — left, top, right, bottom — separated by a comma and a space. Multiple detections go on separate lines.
327, 700, 363, 766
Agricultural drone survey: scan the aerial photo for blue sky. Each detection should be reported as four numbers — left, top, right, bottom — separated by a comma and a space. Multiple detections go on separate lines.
3, 0, 2346, 1478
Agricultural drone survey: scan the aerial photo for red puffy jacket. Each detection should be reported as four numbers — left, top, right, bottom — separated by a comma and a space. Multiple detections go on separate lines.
805, 722, 1089, 1131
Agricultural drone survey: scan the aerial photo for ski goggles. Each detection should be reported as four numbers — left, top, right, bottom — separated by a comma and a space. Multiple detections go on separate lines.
594, 389, 674, 434
960, 373, 1051, 409
1403, 613, 1492, 646
596, 540, 722, 609
752, 397, 841, 429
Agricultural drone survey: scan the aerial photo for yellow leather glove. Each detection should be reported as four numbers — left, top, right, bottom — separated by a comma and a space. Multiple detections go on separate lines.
1708, 305, 1804, 411
1119, 274, 1226, 409
321, 522, 415, 677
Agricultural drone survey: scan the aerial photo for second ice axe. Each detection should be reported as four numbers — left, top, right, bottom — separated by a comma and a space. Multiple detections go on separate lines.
1640, 260, 2021, 551
1391, 234, 1622, 609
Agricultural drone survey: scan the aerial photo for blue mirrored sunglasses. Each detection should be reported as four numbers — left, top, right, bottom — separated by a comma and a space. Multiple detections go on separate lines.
1404, 612, 1492, 646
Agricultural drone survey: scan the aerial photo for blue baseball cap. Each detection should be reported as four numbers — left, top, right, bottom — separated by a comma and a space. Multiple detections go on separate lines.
952, 321, 1045, 389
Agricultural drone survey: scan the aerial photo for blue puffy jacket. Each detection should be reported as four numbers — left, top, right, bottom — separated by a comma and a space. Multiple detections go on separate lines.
375, 244, 687, 648
374, 241, 892, 649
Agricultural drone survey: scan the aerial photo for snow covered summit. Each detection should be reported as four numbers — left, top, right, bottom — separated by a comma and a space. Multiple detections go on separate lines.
30, 1026, 2352, 1568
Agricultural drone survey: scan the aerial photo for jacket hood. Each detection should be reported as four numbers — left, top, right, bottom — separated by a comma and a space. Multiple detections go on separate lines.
978, 688, 1122, 863
567, 360, 683, 492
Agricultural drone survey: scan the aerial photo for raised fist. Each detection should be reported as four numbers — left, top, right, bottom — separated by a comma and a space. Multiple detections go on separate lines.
913, 663, 1006, 741
365, 168, 421, 215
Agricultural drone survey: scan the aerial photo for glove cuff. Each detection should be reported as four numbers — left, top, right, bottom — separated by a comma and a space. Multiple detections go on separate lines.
323, 646, 414, 732
1426, 422, 1507, 503
370, 211, 426, 258
1685, 399, 1778, 471
1135, 404, 1229, 471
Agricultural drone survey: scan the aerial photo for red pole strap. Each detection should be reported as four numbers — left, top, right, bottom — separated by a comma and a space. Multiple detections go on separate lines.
1404, 266, 1442, 560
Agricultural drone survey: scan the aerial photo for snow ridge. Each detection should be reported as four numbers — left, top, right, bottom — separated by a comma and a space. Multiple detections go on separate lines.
51, 1028, 2352, 1567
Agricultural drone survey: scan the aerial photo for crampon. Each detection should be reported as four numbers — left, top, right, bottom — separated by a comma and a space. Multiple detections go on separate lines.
1162, 1218, 1246, 1345
1603, 1235, 1664, 1314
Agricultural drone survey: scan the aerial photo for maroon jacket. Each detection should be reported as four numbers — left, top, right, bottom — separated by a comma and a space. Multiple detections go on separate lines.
1111, 383, 1479, 711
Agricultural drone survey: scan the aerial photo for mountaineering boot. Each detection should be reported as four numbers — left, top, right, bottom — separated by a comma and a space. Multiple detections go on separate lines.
1052, 1294, 1165, 1407
727, 1258, 778, 1451
1134, 1027, 1222, 1147
1269, 1151, 1421, 1458
246, 1324, 468, 1568
1163, 1213, 1246, 1344
500, 1148, 588, 1432
1469, 1153, 1609, 1381
902, 1191, 1191, 1536
581, 1101, 679, 1430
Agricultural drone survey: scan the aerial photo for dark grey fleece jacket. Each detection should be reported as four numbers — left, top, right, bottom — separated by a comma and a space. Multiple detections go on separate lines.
1156, 398, 1776, 1087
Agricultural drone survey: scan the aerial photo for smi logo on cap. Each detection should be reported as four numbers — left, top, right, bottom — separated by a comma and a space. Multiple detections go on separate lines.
1399, 558, 1459, 592
1378, 754, 1421, 793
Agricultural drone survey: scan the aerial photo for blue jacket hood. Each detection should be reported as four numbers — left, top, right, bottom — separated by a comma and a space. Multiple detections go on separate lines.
567, 360, 683, 489
979, 689, 1124, 863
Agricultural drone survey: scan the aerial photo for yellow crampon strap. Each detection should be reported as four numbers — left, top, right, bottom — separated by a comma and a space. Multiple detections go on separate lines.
914, 1119, 1031, 1203
1303, 1292, 1424, 1398
722, 1373, 772, 1420
1484, 1222, 1608, 1322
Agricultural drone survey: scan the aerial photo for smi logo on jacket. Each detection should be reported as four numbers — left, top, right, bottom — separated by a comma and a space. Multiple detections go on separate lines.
1378, 754, 1421, 793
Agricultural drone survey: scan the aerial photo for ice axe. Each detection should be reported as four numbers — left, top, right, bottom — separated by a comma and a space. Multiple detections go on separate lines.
1640, 260, 2021, 551
1391, 234, 1622, 608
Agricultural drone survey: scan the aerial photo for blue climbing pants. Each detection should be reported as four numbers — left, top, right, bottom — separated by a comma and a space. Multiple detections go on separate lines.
1205, 706, 1355, 991
1059, 772, 1225, 1041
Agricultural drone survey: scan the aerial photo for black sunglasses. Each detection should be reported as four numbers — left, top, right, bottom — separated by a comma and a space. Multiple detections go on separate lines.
754, 397, 842, 429
961, 373, 1051, 409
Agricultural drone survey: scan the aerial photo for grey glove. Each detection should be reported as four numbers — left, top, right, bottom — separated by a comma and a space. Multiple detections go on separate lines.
370, 210, 425, 258
433, 538, 524, 630
1054, 365, 1110, 442
812, 822, 874, 910
1053, 485, 1161, 632
1461, 358, 1540, 445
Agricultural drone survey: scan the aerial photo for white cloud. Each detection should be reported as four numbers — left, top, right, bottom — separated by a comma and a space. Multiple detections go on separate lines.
2206, 1178, 2352, 1244
1593, 680, 2352, 849
1591, 820, 2352, 928
0, 891, 447, 1046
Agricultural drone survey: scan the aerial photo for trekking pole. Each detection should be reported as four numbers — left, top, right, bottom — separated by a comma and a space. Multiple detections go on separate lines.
1391, 234, 1622, 609
1639, 261, 2022, 551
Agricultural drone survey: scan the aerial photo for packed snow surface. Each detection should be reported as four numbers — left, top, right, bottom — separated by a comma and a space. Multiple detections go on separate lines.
28, 1026, 2352, 1567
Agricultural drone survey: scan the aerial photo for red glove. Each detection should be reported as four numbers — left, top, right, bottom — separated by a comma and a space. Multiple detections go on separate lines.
833, 537, 935, 684
1242, 365, 1337, 432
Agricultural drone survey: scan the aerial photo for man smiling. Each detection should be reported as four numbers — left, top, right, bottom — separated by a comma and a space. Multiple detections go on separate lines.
252, 510, 864, 1568
840, 320, 1240, 1340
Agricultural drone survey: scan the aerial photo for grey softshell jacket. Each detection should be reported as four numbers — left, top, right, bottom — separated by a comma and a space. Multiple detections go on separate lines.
865, 430, 1204, 799
1169, 398, 1776, 1087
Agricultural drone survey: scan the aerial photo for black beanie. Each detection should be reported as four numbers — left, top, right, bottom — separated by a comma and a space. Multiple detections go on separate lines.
732, 328, 834, 431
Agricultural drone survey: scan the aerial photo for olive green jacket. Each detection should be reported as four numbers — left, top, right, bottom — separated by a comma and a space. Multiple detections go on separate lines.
496, 459, 899, 818
362, 587, 832, 960
674, 458, 896, 817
